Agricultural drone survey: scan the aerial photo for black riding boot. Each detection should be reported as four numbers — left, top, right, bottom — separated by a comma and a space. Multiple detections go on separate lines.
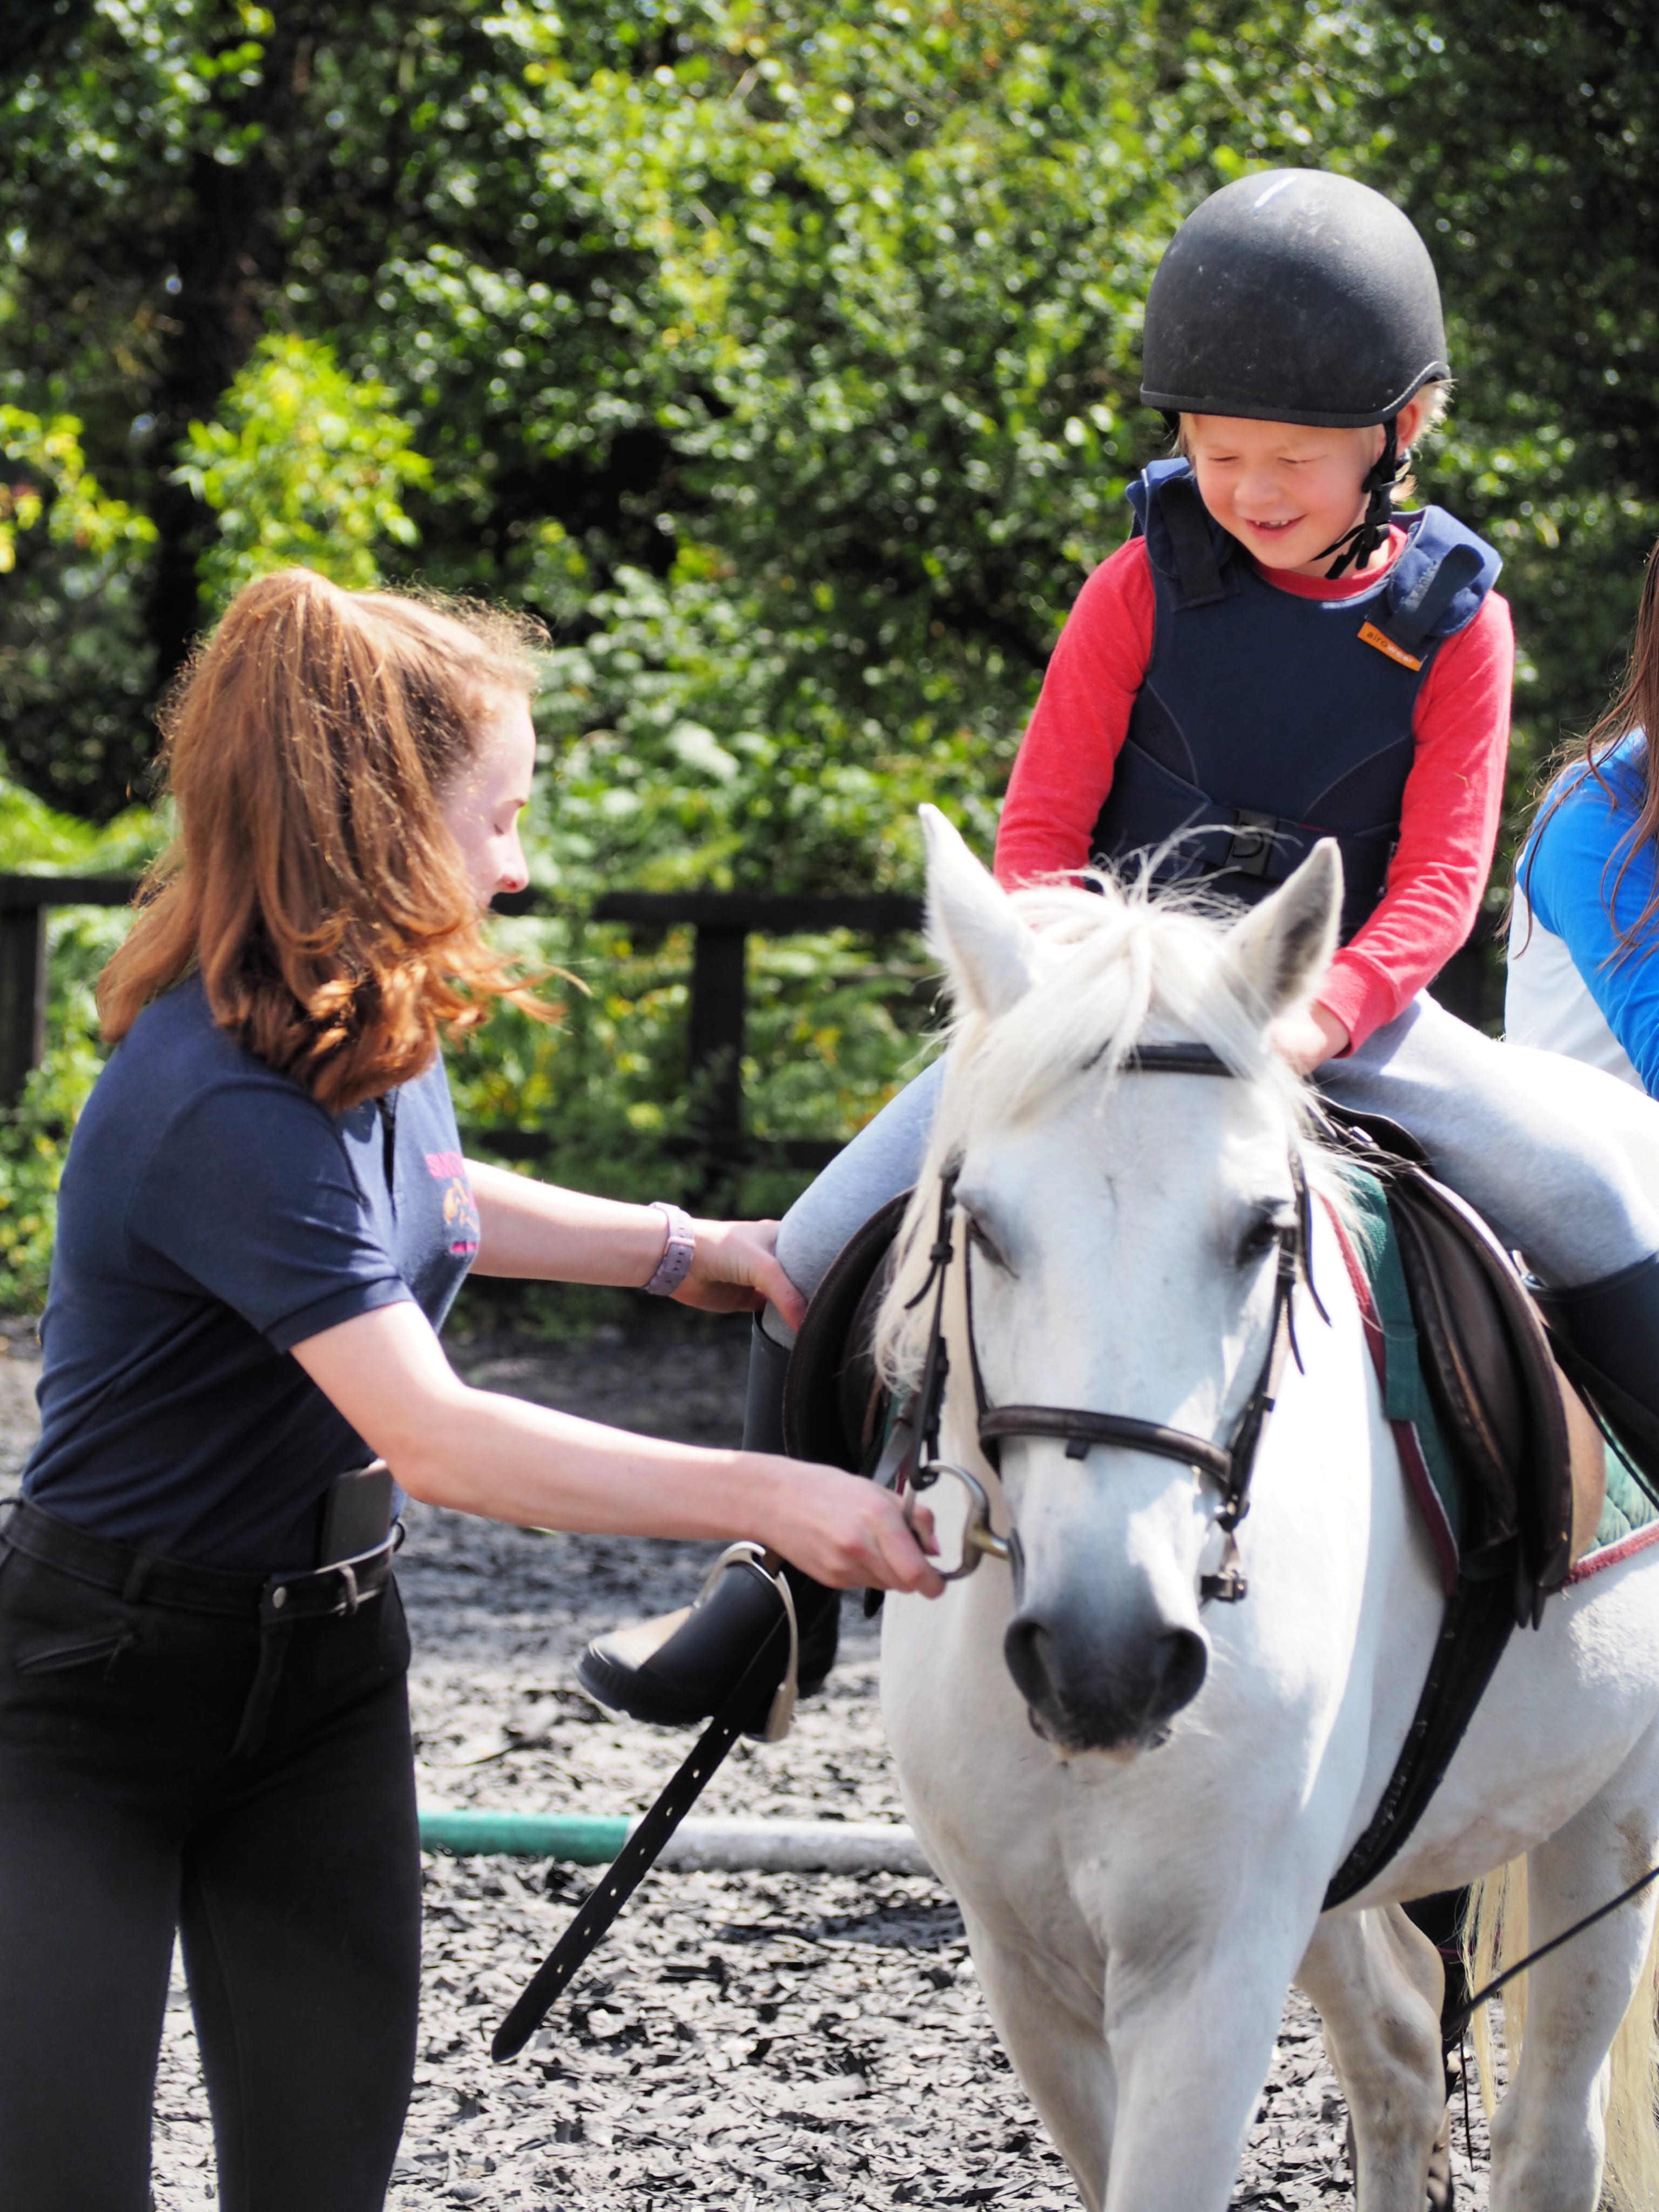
1535, 1250, 1659, 1483
576, 1320, 842, 1728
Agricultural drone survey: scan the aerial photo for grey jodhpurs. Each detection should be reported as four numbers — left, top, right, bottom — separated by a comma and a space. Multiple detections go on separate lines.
761, 992, 1659, 1345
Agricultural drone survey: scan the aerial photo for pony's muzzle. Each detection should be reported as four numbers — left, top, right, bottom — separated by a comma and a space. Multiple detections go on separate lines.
1002, 1606, 1209, 1754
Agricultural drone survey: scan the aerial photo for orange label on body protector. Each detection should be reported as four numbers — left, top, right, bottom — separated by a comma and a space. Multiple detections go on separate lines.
1358, 620, 1424, 672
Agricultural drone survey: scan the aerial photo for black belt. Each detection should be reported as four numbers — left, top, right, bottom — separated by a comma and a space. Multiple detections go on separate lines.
237, 1529, 400, 1757
1, 1485, 399, 1758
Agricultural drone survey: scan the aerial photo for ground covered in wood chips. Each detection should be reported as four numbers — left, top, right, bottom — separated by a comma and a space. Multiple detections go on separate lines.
0, 1314, 1492, 2208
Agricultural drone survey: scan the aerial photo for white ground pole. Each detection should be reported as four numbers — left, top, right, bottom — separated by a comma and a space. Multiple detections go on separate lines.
418, 1809, 934, 1876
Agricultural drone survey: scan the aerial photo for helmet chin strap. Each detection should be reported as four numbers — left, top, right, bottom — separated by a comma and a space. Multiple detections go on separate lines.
1318, 419, 1401, 579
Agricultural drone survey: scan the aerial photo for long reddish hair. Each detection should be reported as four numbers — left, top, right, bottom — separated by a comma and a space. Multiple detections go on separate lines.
1522, 539, 1659, 962
100, 568, 548, 1110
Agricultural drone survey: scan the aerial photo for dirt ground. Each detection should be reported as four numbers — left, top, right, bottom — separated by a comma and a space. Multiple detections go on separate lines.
0, 1314, 1493, 2209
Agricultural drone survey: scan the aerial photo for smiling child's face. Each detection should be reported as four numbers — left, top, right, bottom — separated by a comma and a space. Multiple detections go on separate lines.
1184, 399, 1427, 578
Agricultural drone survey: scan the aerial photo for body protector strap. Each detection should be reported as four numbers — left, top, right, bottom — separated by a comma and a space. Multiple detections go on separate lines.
1091, 460, 1502, 943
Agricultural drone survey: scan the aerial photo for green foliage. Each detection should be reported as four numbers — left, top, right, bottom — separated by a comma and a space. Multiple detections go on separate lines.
0, 781, 166, 1309
529, 556, 1000, 895
0, 406, 156, 573
175, 335, 432, 609
453, 908, 936, 1218
1359, 0, 1659, 837
0, 404, 161, 812
0, 908, 131, 1310
0, 775, 163, 872
3, 0, 1659, 1310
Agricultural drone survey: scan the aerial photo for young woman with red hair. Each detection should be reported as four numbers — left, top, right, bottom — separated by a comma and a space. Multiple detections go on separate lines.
0, 568, 939, 2212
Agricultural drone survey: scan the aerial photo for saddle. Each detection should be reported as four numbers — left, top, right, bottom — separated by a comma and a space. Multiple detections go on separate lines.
781, 1190, 912, 1477
781, 1121, 1609, 1631
1328, 1108, 1606, 1627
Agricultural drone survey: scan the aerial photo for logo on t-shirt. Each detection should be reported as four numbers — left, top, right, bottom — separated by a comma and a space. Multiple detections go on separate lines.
425, 1150, 480, 1260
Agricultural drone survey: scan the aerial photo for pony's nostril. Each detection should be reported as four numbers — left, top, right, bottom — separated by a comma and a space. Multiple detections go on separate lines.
1151, 1627, 1208, 1719
1003, 1614, 1056, 1710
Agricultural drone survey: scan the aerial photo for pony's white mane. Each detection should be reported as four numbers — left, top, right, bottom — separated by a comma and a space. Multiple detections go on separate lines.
876, 869, 1352, 1390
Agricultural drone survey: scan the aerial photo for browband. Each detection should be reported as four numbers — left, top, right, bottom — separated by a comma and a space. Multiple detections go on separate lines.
1121, 1043, 1235, 1078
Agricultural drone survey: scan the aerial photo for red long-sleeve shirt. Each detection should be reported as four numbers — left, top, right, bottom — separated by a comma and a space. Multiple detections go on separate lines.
994, 530, 1515, 1051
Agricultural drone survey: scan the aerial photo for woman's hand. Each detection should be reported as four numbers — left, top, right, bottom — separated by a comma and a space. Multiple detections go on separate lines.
1270, 1001, 1350, 1075
752, 1458, 945, 1595
673, 1217, 807, 1332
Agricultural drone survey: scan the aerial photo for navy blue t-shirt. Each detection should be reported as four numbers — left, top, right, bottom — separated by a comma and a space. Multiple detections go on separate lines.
23, 976, 481, 1570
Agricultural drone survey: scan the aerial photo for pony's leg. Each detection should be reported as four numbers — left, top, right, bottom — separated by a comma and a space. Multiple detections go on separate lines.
1083, 1940, 1312, 2212
960, 1905, 1115, 2212
1486, 1764, 1659, 2212
1297, 1905, 1447, 2212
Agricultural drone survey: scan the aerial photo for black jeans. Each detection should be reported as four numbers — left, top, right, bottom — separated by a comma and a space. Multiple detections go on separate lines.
0, 1503, 422, 2211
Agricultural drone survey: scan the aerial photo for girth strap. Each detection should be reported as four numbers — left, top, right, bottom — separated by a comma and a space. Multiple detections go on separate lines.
1321, 1573, 1514, 1910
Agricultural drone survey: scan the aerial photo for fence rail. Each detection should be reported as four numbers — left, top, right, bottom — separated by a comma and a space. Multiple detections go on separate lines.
0, 877, 927, 1166
0, 872, 1502, 1149
0, 874, 150, 1104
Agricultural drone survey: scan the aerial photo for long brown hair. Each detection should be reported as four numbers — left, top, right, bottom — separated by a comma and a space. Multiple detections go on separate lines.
1522, 538, 1659, 962
99, 568, 548, 1110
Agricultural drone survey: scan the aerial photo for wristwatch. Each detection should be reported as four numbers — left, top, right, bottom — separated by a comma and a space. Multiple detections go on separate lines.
643, 1202, 696, 1296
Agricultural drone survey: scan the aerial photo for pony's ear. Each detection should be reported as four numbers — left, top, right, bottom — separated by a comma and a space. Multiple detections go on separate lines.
1224, 839, 1343, 1019
920, 804, 1040, 1020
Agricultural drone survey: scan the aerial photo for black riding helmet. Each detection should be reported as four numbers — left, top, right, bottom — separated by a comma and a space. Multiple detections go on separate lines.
1140, 169, 1451, 575
1140, 168, 1449, 427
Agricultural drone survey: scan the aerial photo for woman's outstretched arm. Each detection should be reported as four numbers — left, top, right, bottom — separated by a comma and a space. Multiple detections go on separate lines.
291, 1300, 940, 1595
464, 1158, 806, 1329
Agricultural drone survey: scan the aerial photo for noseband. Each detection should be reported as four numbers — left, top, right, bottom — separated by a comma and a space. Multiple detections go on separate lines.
903, 1042, 1316, 1604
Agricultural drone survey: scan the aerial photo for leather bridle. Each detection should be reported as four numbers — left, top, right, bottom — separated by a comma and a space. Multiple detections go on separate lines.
902, 1042, 1318, 1604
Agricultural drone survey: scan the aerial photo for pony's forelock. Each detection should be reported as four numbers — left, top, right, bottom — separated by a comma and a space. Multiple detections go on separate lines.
878, 869, 1352, 1389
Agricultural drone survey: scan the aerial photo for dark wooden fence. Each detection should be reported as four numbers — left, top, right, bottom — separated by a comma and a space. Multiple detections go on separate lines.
0, 877, 926, 1168
0, 874, 143, 1103
0, 872, 1502, 1147
494, 886, 926, 1169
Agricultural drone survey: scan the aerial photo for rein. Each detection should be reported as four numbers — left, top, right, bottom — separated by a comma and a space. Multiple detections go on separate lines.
903, 1041, 1315, 1604
1445, 1857, 1659, 2045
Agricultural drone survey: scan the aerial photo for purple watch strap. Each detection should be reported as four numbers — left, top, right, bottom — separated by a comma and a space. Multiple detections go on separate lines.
643, 1203, 696, 1296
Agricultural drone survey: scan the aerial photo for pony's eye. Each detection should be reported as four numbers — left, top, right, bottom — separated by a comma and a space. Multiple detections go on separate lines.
1235, 1212, 1291, 1269
968, 1217, 1013, 1273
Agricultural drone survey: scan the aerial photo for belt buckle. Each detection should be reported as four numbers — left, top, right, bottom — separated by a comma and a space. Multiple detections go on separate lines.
328, 1529, 397, 1615
1225, 807, 1280, 879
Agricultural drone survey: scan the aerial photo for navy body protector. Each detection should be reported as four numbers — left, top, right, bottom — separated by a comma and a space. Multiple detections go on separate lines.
1090, 458, 1502, 942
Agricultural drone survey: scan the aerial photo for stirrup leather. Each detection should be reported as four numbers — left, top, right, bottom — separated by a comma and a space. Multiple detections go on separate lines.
702, 1542, 800, 1743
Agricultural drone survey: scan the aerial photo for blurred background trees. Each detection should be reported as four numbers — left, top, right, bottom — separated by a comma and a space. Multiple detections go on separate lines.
1, 0, 1654, 1305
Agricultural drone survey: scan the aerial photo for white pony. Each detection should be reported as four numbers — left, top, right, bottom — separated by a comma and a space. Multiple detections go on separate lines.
877, 808, 1659, 2212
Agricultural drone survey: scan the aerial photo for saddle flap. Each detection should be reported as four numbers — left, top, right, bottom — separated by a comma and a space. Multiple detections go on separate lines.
1388, 1193, 1526, 1527
1384, 1164, 1604, 1607
781, 1191, 911, 1471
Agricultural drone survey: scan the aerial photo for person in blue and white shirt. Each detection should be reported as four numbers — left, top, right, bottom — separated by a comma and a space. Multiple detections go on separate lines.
1509, 542, 1659, 1096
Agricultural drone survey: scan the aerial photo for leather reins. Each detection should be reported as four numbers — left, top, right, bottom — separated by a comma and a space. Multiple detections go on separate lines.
903, 1041, 1318, 1604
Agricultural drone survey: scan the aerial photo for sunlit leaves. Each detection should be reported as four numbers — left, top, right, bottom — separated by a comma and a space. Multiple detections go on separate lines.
0, 407, 156, 574
174, 335, 431, 607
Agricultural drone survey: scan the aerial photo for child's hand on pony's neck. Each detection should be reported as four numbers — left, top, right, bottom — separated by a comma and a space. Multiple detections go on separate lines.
1184, 388, 1434, 581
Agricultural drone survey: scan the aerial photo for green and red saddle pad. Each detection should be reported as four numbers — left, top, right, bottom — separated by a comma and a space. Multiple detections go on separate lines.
1330, 1167, 1659, 1594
